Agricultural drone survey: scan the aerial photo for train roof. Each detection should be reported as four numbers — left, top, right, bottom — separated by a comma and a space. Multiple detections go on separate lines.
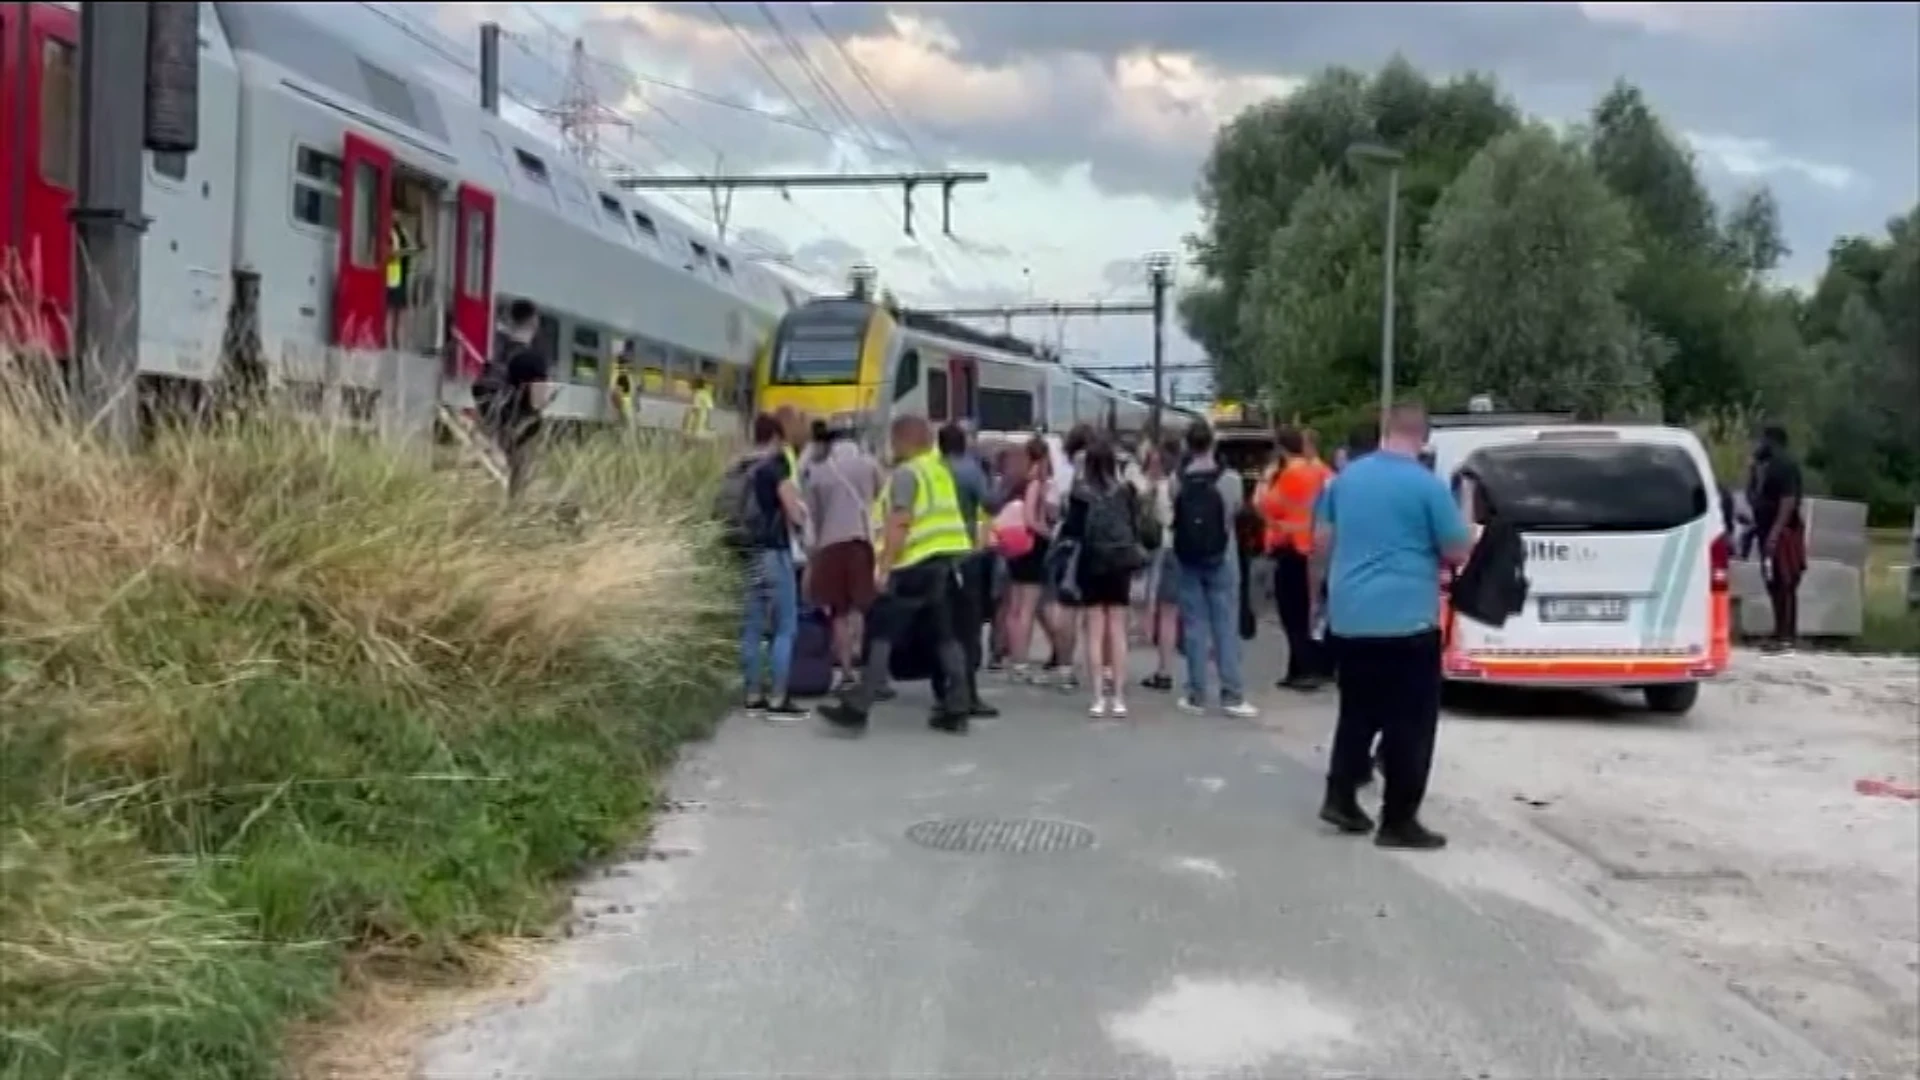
893, 307, 1052, 361
216, 1, 807, 318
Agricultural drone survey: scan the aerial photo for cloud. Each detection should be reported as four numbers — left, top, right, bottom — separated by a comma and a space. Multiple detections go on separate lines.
409, 2, 1912, 334
1685, 132, 1858, 192
562, 3, 1303, 201
792, 237, 868, 282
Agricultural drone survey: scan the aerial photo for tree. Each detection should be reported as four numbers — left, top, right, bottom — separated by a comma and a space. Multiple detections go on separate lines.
1413, 126, 1660, 417
1236, 173, 1386, 415
1799, 206, 1920, 520
1183, 59, 1519, 395
1721, 187, 1789, 277
1587, 81, 1716, 253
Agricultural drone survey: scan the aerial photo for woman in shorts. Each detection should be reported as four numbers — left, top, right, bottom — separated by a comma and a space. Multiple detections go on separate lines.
1000, 437, 1053, 681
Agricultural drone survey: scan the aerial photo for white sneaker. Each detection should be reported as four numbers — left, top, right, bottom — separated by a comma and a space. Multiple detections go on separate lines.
1010, 664, 1034, 683
1088, 698, 1110, 718
1108, 697, 1128, 718
1222, 700, 1258, 719
1175, 696, 1204, 715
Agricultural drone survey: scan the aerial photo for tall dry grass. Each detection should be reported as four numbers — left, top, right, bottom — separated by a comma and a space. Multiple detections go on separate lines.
0, 350, 738, 1079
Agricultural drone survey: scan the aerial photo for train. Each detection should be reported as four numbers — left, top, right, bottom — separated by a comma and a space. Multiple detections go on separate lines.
0, 1, 1185, 445
757, 297, 1195, 443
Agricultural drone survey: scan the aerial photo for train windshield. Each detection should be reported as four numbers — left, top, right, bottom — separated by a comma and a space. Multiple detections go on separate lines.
772, 301, 869, 385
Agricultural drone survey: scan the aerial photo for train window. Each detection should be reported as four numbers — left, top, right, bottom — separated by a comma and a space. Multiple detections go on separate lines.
461, 207, 487, 298
571, 326, 604, 384
715, 254, 734, 275
926, 368, 949, 420
598, 193, 629, 231
632, 210, 658, 237
151, 150, 188, 183
513, 148, 550, 184
894, 349, 920, 401
293, 146, 345, 231
349, 160, 378, 267
38, 37, 78, 188
689, 241, 711, 266
978, 387, 1034, 431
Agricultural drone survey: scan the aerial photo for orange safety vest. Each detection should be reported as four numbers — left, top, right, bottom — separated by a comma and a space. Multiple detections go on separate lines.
1258, 458, 1330, 555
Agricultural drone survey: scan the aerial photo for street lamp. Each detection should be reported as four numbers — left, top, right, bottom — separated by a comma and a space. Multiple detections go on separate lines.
1347, 142, 1405, 436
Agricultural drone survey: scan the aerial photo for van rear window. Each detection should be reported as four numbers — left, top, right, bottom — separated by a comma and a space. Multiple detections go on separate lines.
1463, 442, 1707, 533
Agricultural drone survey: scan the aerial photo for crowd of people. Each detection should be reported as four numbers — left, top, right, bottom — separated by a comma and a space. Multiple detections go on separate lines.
727, 402, 1467, 851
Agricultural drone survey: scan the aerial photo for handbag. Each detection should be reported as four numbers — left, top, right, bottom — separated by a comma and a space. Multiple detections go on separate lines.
991, 499, 1035, 559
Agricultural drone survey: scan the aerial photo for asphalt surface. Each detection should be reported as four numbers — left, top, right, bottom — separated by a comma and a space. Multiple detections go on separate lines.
419, 645, 1838, 1080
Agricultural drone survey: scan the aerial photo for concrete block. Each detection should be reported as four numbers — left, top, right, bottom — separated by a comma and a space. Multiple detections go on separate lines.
1803, 497, 1869, 570
1731, 558, 1863, 638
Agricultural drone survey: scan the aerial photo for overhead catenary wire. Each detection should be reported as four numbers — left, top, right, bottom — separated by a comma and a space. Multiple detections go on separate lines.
714, 1, 981, 294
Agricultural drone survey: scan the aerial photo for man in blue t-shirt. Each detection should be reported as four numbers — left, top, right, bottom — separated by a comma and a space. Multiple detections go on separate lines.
1313, 404, 1470, 851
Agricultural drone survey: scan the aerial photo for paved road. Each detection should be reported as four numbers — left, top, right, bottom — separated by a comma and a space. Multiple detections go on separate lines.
420, 647, 1837, 1080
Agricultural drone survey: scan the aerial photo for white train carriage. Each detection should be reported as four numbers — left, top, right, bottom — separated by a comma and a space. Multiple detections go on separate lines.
1, 1, 803, 439
216, 1, 794, 431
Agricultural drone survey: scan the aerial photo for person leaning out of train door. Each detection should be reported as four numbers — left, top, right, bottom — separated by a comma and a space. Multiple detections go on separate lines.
385, 192, 423, 351
817, 414, 977, 737
1258, 426, 1332, 690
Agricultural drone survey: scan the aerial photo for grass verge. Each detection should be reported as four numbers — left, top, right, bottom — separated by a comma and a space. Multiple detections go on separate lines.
0, 361, 738, 1080
1856, 527, 1920, 654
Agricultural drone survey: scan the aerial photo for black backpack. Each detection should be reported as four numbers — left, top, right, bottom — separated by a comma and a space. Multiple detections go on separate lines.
1172, 469, 1230, 565
713, 453, 765, 551
1082, 483, 1147, 574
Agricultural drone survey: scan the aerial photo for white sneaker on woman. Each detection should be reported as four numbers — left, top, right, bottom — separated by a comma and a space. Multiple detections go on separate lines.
1088, 697, 1110, 718
1108, 696, 1128, 718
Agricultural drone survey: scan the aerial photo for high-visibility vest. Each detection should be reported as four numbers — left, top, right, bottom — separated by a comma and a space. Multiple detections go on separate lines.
610, 366, 635, 420
1260, 458, 1330, 555
385, 222, 411, 289
683, 387, 714, 434
895, 450, 973, 569
869, 464, 990, 551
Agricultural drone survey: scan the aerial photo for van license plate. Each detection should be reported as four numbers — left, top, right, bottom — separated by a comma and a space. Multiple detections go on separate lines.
1540, 596, 1629, 623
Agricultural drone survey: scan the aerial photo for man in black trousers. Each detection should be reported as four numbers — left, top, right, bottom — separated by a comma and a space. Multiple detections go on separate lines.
1314, 404, 1471, 851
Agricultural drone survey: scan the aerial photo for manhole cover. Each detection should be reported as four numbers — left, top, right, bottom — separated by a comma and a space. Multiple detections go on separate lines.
906, 817, 1095, 854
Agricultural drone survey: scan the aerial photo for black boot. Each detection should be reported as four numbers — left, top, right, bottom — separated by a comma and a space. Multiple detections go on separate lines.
1375, 819, 1448, 850
927, 709, 970, 734
1317, 781, 1374, 835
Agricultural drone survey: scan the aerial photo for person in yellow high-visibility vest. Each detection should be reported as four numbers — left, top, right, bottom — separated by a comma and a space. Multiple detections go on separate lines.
682, 377, 714, 436
384, 210, 419, 350
817, 414, 976, 735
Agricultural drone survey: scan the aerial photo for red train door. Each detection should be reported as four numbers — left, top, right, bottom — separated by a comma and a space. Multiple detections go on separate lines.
949, 354, 977, 425
449, 182, 495, 380
1, 4, 79, 354
333, 132, 394, 349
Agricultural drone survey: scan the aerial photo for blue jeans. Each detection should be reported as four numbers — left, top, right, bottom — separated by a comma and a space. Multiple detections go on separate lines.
1176, 556, 1244, 704
740, 547, 797, 698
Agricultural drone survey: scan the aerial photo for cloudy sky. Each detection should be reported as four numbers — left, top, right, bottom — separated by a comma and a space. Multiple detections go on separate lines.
350, 2, 1917, 399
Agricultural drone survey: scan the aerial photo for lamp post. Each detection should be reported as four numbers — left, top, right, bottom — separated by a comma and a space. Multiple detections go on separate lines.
1347, 142, 1405, 437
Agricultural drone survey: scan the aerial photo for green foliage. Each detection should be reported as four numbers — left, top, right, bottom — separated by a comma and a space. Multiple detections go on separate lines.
1186, 54, 1918, 527
0, 375, 734, 1080
1414, 126, 1659, 417
1184, 58, 1519, 389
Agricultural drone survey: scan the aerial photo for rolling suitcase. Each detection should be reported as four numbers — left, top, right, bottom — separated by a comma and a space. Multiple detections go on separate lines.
788, 605, 836, 698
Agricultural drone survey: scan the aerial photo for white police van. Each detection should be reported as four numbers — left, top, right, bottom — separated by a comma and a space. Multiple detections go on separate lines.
1428, 412, 1731, 714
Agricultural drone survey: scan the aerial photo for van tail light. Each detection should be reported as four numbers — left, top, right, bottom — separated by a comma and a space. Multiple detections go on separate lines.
1709, 533, 1730, 592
